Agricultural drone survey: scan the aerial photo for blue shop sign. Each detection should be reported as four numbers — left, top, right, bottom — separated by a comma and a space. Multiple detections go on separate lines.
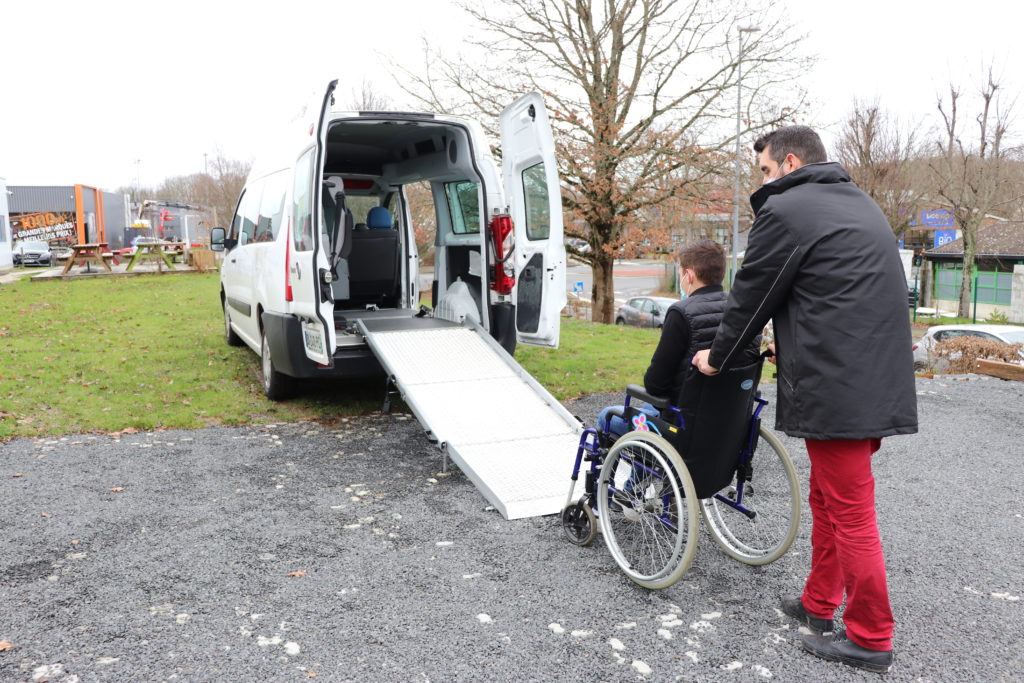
934, 230, 957, 247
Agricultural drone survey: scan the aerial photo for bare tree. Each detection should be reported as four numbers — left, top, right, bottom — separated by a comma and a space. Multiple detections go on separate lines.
348, 79, 393, 111
834, 101, 928, 236
930, 69, 1021, 317
118, 150, 251, 239
396, 0, 807, 322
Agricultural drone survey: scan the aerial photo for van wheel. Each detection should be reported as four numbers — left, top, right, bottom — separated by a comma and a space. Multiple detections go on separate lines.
616, 318, 625, 326
261, 330, 295, 401
223, 302, 243, 347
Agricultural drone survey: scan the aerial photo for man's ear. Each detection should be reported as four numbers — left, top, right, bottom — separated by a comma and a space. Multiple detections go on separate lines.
787, 153, 805, 171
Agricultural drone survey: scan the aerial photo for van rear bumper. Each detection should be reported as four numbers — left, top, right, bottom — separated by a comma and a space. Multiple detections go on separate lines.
261, 311, 383, 379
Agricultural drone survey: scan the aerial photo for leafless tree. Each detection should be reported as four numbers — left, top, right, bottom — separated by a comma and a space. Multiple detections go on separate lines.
930, 69, 1022, 317
348, 79, 393, 111
396, 0, 808, 322
834, 101, 928, 236
118, 150, 251, 240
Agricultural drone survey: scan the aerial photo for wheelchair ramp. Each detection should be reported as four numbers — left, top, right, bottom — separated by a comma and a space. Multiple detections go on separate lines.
358, 317, 581, 519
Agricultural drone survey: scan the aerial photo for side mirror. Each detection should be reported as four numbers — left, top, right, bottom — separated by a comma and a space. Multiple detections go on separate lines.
653, 308, 662, 317
210, 227, 226, 252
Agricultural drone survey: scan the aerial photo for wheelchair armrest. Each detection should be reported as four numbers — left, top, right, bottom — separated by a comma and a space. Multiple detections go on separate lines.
626, 384, 671, 410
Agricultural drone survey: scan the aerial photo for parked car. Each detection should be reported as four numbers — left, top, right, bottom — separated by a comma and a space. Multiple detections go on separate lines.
11, 240, 54, 267
615, 296, 679, 328
912, 324, 1024, 370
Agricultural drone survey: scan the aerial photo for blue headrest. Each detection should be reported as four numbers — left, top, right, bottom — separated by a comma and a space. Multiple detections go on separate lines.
366, 206, 392, 230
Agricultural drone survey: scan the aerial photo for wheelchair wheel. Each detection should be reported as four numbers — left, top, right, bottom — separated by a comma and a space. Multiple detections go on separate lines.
700, 427, 801, 565
561, 499, 597, 546
597, 431, 700, 589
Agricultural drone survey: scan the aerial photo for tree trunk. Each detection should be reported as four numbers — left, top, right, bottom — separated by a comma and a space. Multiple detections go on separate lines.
958, 229, 977, 318
592, 253, 616, 324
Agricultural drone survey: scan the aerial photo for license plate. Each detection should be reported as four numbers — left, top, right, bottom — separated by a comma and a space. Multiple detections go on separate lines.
302, 323, 324, 356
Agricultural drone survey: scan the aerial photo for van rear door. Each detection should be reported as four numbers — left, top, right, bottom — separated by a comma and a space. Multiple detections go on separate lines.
290, 80, 337, 366
499, 92, 566, 349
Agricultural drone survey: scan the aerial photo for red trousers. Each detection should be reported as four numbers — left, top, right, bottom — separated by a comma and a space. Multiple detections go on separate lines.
801, 438, 893, 651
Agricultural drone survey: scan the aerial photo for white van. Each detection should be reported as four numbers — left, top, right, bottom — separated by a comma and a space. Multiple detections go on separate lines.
211, 81, 566, 399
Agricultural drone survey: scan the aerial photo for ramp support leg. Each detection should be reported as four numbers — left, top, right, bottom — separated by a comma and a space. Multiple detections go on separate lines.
382, 375, 398, 414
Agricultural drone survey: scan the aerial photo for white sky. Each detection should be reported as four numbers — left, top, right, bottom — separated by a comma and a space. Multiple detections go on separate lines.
1, 0, 1021, 191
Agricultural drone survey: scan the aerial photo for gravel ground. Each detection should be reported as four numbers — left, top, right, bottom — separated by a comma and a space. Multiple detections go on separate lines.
1, 376, 1022, 682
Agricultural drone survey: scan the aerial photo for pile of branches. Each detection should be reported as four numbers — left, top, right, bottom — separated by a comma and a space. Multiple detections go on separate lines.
932, 337, 1024, 374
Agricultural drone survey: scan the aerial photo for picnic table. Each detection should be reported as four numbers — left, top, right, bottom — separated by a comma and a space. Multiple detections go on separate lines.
61, 243, 115, 274
126, 242, 184, 272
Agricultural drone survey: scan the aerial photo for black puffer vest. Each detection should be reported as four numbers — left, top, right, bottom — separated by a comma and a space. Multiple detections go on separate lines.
665, 286, 728, 396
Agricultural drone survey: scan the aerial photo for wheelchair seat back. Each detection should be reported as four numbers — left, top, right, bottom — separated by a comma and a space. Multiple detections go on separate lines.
625, 359, 763, 498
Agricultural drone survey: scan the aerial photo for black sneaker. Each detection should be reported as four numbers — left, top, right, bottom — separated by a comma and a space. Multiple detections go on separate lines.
801, 629, 893, 674
781, 597, 834, 635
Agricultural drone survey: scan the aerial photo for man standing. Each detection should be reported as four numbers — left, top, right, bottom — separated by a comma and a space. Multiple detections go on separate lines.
692, 125, 917, 673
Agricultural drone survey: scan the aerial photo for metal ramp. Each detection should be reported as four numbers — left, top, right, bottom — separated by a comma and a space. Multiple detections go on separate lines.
358, 317, 581, 519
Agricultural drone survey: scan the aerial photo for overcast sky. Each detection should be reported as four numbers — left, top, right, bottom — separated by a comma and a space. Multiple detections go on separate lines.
1, 0, 1021, 191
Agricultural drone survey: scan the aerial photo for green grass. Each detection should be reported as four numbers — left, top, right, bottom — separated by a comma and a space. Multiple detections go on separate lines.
0, 273, 770, 438
517, 319, 661, 398
0, 273, 381, 439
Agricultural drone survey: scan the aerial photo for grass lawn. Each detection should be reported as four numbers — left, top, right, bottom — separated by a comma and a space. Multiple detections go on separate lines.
0, 273, 771, 439
0, 273, 383, 439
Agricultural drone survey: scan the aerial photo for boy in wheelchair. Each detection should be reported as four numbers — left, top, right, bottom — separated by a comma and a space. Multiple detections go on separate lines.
596, 240, 761, 445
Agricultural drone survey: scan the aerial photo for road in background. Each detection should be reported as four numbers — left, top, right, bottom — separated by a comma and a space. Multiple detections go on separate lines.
418, 258, 676, 308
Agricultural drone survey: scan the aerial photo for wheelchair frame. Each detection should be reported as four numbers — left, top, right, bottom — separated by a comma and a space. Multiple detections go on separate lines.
562, 385, 801, 589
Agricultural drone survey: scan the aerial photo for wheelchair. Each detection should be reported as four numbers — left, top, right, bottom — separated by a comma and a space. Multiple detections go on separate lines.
561, 352, 801, 589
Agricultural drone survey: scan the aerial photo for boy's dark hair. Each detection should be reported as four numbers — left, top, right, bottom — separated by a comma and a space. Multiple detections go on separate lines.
678, 240, 726, 286
753, 125, 827, 165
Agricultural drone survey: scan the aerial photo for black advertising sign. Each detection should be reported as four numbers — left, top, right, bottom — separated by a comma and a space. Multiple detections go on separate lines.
11, 212, 77, 243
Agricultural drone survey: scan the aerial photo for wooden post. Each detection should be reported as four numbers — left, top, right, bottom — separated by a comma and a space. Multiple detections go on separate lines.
975, 359, 1024, 381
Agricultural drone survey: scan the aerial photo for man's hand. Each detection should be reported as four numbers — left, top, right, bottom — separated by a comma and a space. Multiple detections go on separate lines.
691, 349, 720, 376
765, 343, 777, 364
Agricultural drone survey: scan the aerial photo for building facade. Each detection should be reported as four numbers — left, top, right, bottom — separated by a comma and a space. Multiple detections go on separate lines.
7, 185, 132, 251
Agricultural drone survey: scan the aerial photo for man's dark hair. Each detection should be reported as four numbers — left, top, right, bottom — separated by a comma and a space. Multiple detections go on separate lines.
678, 240, 726, 286
753, 125, 827, 165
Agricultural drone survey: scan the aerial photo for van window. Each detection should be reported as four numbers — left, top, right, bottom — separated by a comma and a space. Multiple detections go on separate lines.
522, 162, 550, 240
233, 188, 260, 246
444, 181, 480, 234
347, 196, 383, 227
293, 149, 315, 251
254, 172, 287, 243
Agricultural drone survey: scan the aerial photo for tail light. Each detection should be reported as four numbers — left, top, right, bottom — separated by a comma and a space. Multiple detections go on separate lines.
284, 219, 294, 302
912, 344, 918, 351
489, 213, 515, 294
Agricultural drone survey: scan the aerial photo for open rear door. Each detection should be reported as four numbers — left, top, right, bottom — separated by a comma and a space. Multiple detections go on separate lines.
289, 80, 338, 366
500, 92, 566, 349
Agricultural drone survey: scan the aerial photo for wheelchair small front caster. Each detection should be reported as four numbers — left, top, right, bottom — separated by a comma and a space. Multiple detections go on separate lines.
561, 498, 597, 547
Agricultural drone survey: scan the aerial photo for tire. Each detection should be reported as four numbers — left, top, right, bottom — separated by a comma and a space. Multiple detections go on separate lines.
223, 301, 244, 347
561, 499, 597, 546
261, 329, 296, 401
597, 431, 700, 589
615, 318, 625, 326
700, 427, 800, 565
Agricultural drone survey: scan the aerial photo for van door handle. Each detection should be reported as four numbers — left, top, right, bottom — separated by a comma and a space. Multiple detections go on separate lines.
230, 258, 236, 263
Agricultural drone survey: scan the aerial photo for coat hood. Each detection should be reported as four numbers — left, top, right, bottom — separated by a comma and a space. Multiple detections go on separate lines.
749, 161, 851, 214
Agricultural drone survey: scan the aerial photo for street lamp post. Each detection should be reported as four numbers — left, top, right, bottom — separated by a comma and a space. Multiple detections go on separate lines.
731, 25, 760, 286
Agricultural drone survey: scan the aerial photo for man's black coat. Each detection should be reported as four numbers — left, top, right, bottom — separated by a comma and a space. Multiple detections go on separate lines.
707, 162, 918, 440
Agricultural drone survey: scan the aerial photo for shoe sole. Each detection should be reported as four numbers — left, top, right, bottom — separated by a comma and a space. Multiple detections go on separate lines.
801, 640, 892, 673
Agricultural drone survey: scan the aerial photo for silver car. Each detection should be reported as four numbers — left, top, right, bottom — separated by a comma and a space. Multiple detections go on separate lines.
615, 296, 679, 328
912, 324, 1024, 370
